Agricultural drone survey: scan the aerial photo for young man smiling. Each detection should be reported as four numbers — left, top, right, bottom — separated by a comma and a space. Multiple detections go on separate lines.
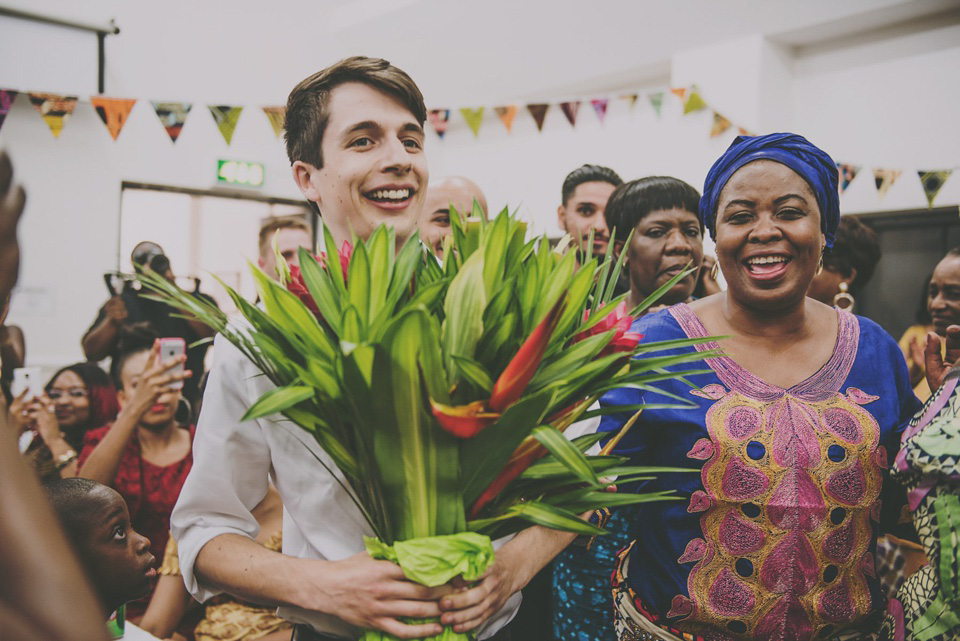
172, 57, 574, 641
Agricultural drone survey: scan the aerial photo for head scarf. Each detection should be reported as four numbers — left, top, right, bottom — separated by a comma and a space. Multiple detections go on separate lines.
699, 133, 840, 247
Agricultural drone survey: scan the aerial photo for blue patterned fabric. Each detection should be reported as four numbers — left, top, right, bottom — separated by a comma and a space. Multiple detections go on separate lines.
698, 132, 841, 248
552, 507, 638, 641
600, 306, 920, 640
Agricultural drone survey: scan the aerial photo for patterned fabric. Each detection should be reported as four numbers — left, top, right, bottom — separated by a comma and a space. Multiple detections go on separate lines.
600, 305, 921, 641
880, 366, 960, 641
79, 424, 194, 618
162, 531, 293, 641
552, 507, 638, 640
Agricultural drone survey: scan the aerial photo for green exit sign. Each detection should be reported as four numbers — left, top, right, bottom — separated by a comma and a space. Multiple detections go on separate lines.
217, 159, 264, 187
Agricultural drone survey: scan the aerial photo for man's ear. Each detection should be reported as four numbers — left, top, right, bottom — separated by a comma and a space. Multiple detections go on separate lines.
292, 161, 321, 206
557, 205, 567, 232
257, 257, 265, 269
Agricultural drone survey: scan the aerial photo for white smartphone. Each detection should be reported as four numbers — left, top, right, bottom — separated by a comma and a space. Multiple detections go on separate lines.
11, 367, 42, 401
158, 337, 186, 390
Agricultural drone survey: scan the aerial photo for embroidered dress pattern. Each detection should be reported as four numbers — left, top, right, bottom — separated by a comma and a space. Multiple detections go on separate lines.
668, 306, 886, 641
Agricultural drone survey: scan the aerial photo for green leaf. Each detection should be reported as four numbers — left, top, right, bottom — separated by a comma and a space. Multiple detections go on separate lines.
507, 501, 605, 535
630, 265, 696, 316
323, 226, 346, 295
531, 426, 600, 487
482, 212, 509, 296
450, 355, 494, 394
241, 385, 314, 421
348, 240, 371, 327
442, 250, 486, 382
366, 226, 392, 322
298, 247, 342, 335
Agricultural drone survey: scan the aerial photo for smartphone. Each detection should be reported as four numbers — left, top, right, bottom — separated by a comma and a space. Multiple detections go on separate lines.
158, 337, 186, 390
11, 367, 42, 401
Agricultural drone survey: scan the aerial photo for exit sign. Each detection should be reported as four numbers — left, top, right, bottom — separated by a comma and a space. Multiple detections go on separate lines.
217, 159, 264, 187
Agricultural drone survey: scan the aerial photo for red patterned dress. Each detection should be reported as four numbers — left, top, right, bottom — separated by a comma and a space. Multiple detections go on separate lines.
79, 424, 195, 618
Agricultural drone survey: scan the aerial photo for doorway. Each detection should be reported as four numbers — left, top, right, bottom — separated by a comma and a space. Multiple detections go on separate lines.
118, 182, 314, 315
853, 205, 960, 341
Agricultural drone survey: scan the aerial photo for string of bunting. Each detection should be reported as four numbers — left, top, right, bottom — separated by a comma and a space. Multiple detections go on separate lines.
0, 85, 955, 207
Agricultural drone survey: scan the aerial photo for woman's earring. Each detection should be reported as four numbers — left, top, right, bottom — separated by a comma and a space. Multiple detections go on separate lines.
833, 281, 855, 312
816, 254, 824, 276
710, 260, 720, 281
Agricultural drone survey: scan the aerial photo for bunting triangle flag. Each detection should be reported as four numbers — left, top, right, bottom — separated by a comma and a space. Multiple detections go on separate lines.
209, 105, 243, 145
90, 97, 136, 141
620, 93, 638, 110
836, 163, 860, 194
559, 101, 580, 127
0, 90, 17, 132
710, 111, 732, 138
683, 88, 708, 114
460, 107, 484, 138
527, 103, 549, 131
918, 170, 953, 208
428, 109, 450, 139
670, 87, 686, 100
738, 127, 755, 136
872, 169, 902, 198
151, 102, 192, 143
494, 106, 518, 133
649, 92, 664, 117
262, 106, 286, 139
28, 92, 78, 138
591, 99, 609, 124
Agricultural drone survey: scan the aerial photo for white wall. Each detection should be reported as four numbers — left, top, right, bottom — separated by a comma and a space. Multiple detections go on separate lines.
1, 7, 958, 369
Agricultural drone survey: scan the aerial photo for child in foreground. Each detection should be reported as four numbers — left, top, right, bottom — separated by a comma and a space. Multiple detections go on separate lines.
46, 478, 157, 624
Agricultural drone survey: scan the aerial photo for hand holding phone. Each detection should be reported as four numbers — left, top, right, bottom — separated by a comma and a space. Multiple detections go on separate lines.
11, 367, 41, 401
157, 338, 186, 390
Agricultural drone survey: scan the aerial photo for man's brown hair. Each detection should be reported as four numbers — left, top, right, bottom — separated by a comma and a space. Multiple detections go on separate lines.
258, 216, 311, 253
284, 56, 427, 169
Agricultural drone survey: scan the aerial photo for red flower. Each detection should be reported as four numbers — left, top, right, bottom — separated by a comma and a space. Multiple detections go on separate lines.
287, 263, 321, 316
284, 241, 353, 319
574, 302, 642, 356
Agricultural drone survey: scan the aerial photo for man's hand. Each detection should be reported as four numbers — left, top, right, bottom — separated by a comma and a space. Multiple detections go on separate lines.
907, 335, 925, 388
294, 552, 452, 639
438, 555, 520, 634
925, 326, 960, 392
104, 295, 128, 325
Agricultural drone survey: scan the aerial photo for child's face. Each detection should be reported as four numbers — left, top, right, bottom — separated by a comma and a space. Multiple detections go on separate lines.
80, 486, 155, 612
293, 81, 428, 246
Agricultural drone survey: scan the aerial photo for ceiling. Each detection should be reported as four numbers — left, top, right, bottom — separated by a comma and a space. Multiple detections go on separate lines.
4, 0, 959, 105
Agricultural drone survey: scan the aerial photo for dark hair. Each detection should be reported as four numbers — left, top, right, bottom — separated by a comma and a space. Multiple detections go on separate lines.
284, 56, 427, 170
822, 217, 881, 294
45, 362, 119, 433
561, 164, 623, 206
110, 322, 159, 388
605, 176, 703, 242
46, 477, 104, 544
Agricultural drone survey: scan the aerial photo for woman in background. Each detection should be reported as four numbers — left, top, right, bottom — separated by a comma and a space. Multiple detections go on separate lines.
11, 362, 118, 482
551, 175, 705, 641
78, 322, 193, 624
807, 215, 881, 313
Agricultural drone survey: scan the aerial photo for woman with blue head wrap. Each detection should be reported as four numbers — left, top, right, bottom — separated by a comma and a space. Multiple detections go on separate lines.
600, 133, 924, 640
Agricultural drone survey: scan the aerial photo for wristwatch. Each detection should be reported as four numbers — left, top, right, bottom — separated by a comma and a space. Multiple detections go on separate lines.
54, 449, 78, 470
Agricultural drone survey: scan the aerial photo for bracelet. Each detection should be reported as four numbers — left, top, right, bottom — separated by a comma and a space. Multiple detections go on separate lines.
575, 507, 612, 551
54, 449, 78, 470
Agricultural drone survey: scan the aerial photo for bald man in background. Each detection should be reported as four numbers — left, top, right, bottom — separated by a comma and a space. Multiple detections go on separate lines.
420, 176, 488, 256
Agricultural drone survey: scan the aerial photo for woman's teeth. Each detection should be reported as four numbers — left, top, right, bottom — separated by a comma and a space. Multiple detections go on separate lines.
746, 256, 789, 274
747, 256, 787, 265
367, 189, 410, 202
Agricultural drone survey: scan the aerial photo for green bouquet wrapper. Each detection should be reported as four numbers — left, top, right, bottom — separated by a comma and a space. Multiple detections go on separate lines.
359, 532, 495, 641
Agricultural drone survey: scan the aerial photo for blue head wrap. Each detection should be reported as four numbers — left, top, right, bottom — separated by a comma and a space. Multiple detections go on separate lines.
699, 133, 840, 248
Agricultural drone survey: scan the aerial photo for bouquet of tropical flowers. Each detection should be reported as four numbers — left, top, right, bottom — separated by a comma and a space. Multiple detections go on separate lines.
143, 208, 715, 641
